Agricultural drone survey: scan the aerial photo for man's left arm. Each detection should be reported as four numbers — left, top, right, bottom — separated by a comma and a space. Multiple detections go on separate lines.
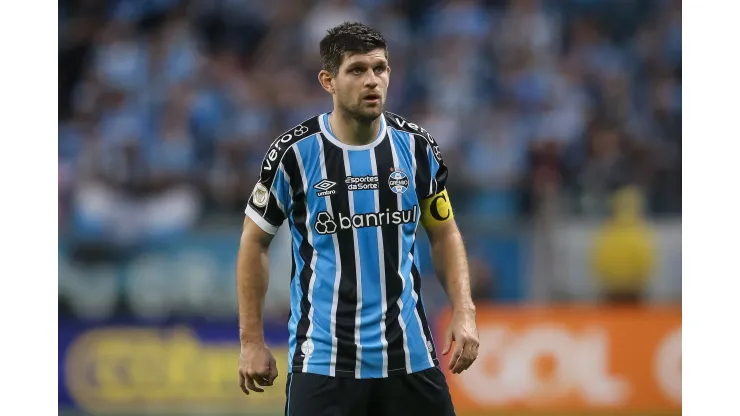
421, 191, 480, 374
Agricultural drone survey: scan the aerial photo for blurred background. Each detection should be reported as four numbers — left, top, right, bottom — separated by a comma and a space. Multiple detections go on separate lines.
58, 0, 681, 415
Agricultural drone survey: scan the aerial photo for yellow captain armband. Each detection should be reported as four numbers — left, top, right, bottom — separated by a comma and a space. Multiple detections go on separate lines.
420, 188, 454, 228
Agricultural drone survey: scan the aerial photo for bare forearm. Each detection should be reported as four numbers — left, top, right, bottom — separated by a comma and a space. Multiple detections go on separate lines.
236, 232, 271, 345
429, 224, 475, 312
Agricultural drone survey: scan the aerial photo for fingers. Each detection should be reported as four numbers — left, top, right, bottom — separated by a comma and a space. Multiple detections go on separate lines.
240, 364, 276, 395
469, 342, 479, 367
448, 340, 463, 372
442, 328, 454, 355
451, 343, 472, 374
239, 372, 249, 395
254, 375, 271, 387
268, 356, 279, 384
450, 343, 467, 374
253, 359, 277, 387
239, 367, 269, 394
246, 374, 264, 393
450, 336, 480, 374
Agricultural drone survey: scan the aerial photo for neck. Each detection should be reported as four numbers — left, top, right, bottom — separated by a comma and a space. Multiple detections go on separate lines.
328, 109, 382, 147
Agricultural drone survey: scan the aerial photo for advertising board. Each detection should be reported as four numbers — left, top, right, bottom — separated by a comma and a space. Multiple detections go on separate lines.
59, 319, 288, 415
438, 306, 681, 414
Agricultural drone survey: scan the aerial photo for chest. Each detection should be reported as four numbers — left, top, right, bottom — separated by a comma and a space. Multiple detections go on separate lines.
296, 142, 419, 230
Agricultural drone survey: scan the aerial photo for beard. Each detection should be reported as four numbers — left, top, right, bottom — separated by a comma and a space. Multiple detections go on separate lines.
338, 96, 384, 124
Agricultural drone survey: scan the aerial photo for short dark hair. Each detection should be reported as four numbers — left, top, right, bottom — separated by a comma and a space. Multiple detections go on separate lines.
320, 22, 387, 75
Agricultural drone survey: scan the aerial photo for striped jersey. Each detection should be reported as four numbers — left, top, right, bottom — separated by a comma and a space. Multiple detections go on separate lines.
245, 111, 449, 379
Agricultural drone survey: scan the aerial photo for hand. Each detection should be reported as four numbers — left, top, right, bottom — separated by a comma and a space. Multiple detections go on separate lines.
442, 307, 479, 374
239, 342, 279, 395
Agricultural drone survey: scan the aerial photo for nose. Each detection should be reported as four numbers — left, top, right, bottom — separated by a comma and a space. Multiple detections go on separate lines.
365, 73, 378, 89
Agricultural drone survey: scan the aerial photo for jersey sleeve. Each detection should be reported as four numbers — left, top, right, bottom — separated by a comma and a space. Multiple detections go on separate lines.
414, 133, 454, 228
414, 133, 449, 200
245, 144, 295, 235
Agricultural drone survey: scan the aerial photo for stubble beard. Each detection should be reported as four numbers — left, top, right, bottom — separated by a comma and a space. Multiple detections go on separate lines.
340, 98, 383, 124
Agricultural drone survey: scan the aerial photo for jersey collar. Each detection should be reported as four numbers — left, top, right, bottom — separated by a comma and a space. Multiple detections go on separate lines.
319, 112, 387, 151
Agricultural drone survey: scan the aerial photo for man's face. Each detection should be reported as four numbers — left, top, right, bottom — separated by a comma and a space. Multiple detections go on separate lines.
332, 49, 390, 122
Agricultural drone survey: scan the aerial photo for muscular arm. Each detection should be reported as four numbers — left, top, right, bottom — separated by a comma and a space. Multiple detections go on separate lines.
423, 215, 479, 374
237, 132, 293, 394
237, 216, 275, 346
424, 219, 475, 314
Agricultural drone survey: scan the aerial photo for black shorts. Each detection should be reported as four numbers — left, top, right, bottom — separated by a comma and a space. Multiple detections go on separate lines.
284, 366, 456, 416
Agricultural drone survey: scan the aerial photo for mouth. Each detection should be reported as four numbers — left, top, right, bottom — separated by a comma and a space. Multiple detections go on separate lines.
363, 93, 381, 103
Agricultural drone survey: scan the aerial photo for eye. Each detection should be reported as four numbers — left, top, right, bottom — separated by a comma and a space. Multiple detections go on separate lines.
352, 68, 364, 75
374, 66, 386, 74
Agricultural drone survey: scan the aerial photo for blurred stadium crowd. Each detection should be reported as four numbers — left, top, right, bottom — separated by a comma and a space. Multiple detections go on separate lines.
58, 0, 681, 318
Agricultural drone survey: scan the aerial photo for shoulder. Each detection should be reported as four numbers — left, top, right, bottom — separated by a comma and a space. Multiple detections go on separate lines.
384, 111, 438, 148
258, 115, 322, 179
384, 111, 444, 163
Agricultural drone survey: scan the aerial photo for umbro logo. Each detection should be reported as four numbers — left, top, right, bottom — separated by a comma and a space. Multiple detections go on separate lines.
313, 179, 337, 197
314, 179, 336, 191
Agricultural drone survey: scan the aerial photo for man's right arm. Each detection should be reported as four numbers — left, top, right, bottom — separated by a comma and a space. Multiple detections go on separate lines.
237, 216, 280, 395
237, 215, 274, 346
239, 138, 295, 342
237, 139, 295, 394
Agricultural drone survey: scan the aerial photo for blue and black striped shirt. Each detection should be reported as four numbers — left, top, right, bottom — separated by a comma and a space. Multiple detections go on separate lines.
246, 111, 448, 379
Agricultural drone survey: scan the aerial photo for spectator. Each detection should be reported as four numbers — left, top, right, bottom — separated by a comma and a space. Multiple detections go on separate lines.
590, 186, 656, 304
57, 0, 681, 315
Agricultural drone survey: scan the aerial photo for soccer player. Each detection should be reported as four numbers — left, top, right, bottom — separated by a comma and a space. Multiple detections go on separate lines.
236, 22, 479, 416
